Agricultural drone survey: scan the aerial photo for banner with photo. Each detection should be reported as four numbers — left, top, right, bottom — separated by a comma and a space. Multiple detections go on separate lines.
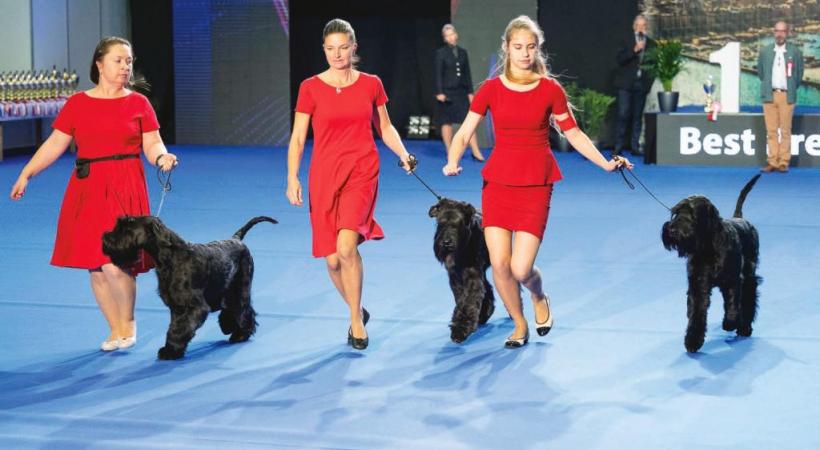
641, 0, 820, 108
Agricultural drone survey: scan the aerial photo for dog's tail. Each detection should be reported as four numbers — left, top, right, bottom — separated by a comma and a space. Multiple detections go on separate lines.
233, 216, 278, 240
733, 174, 761, 219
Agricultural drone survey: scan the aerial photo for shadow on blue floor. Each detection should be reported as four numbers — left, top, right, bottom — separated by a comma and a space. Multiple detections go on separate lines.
1, 142, 818, 449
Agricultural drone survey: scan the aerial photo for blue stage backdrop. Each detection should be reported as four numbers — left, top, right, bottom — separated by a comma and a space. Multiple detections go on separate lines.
173, 0, 291, 146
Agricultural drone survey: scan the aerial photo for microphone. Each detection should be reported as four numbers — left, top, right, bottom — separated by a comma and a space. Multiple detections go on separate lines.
637, 31, 645, 41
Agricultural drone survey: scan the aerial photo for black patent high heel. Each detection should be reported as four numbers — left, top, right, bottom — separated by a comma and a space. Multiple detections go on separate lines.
347, 307, 370, 349
535, 295, 553, 337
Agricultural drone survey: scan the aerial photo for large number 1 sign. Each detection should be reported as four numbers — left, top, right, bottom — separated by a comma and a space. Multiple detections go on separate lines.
708, 42, 741, 113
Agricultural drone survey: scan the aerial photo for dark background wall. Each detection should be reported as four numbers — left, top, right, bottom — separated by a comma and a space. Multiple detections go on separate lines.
289, 0, 449, 139
539, 0, 638, 94
539, 0, 639, 146
130, 1, 175, 144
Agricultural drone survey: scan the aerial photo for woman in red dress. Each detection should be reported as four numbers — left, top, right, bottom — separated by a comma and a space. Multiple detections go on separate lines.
443, 16, 632, 348
286, 19, 413, 350
10, 37, 178, 352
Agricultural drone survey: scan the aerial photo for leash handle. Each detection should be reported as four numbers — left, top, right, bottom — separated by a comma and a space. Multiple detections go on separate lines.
397, 153, 418, 172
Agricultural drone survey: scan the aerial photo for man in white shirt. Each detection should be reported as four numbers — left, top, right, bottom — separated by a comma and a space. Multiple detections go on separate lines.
757, 21, 804, 173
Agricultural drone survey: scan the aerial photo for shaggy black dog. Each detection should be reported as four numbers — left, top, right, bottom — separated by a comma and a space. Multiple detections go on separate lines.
102, 215, 277, 359
429, 198, 495, 343
662, 175, 761, 353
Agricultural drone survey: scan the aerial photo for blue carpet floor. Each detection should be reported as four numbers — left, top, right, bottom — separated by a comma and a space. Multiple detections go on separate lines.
0, 141, 818, 449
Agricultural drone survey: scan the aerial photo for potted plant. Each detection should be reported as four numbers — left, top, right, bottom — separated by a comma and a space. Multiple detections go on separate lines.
642, 39, 685, 112
553, 83, 614, 150
576, 87, 615, 145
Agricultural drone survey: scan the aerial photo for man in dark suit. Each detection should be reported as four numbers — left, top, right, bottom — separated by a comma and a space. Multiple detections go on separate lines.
435, 24, 484, 161
613, 14, 656, 156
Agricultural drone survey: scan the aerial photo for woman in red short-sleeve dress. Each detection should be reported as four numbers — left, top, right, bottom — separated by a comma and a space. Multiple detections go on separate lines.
10, 37, 178, 352
286, 19, 414, 350
444, 16, 632, 348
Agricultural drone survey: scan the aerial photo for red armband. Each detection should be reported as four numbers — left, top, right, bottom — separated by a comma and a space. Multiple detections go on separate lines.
556, 115, 577, 132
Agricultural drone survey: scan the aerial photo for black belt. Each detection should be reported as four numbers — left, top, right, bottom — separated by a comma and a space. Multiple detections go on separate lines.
773, 88, 787, 93
75, 153, 139, 179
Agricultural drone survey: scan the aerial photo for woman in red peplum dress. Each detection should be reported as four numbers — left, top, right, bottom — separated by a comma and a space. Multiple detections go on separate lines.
10, 37, 178, 352
286, 19, 414, 350
443, 16, 632, 348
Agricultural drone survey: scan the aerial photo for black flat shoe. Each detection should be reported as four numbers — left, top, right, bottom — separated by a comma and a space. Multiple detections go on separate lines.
470, 153, 486, 162
347, 308, 370, 348
535, 295, 553, 337
504, 329, 529, 348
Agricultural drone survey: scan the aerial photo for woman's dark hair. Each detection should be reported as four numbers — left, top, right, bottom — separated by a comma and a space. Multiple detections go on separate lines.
89, 36, 150, 93
322, 18, 360, 65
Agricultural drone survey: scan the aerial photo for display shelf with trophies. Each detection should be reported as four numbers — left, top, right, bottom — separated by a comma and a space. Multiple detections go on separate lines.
0, 67, 79, 161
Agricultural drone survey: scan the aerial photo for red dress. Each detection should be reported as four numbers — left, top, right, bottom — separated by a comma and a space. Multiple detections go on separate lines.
295, 72, 387, 257
50, 92, 158, 273
469, 77, 577, 240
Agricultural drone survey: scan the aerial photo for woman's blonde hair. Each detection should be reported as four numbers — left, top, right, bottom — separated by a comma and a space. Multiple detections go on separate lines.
323, 18, 360, 66
495, 15, 548, 84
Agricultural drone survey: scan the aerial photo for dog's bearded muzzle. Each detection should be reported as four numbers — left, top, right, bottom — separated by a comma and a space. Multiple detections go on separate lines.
434, 226, 466, 266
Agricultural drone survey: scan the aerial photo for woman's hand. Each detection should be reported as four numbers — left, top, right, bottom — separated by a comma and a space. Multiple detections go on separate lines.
286, 178, 303, 206
400, 153, 417, 174
606, 155, 633, 172
10, 175, 29, 200
156, 153, 179, 172
442, 162, 462, 176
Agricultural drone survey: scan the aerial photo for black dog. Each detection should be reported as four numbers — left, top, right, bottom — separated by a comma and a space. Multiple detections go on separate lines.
429, 198, 495, 343
102, 215, 277, 359
662, 175, 761, 353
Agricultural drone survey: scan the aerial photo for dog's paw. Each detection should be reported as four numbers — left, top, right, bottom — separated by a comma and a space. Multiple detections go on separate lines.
157, 346, 185, 360
218, 311, 237, 335
229, 332, 250, 343
736, 324, 753, 337
684, 333, 704, 353
450, 326, 471, 344
722, 317, 738, 332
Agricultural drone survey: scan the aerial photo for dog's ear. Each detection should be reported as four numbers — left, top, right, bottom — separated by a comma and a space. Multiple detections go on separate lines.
696, 200, 721, 233
465, 203, 476, 217
143, 216, 173, 247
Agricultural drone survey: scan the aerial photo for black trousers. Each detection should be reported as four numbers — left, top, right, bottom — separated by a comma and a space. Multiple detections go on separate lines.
615, 79, 648, 153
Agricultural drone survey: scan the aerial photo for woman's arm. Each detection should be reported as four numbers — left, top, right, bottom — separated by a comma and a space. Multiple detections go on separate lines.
142, 130, 178, 171
556, 112, 631, 172
10, 129, 73, 200
375, 105, 413, 171
443, 111, 483, 175
286, 112, 310, 206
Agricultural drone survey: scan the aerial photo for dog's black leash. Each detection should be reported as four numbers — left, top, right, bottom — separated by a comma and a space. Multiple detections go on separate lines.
155, 161, 177, 218
615, 158, 672, 212
398, 154, 443, 201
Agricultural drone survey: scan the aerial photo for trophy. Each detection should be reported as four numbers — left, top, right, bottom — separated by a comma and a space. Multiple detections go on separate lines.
703, 75, 721, 121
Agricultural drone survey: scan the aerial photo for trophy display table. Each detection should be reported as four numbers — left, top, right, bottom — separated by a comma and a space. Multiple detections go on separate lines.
643, 106, 820, 168
0, 68, 79, 162
0, 114, 60, 162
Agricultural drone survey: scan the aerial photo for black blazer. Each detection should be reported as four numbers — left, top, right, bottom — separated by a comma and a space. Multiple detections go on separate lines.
434, 45, 474, 94
614, 34, 656, 91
